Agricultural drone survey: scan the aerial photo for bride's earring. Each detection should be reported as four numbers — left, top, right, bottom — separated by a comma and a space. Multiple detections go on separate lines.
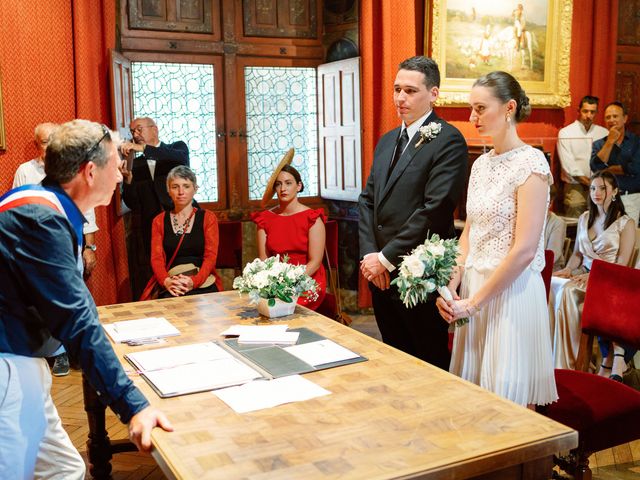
506, 113, 511, 123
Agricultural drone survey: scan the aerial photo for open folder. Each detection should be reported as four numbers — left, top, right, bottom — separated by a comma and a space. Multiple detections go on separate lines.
125, 327, 367, 398
125, 342, 263, 398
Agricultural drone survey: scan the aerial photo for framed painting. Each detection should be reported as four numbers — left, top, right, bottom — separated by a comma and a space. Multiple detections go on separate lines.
428, 0, 573, 107
0, 67, 5, 150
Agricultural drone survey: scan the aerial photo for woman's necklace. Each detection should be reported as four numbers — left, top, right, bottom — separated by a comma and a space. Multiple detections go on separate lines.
171, 207, 195, 235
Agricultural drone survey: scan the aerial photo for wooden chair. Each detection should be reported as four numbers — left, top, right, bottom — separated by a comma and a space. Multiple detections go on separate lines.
316, 220, 350, 325
539, 260, 640, 479
631, 227, 640, 268
563, 237, 572, 267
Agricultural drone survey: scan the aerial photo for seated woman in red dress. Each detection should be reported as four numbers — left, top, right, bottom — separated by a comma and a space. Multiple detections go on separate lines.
251, 151, 326, 310
149, 166, 222, 298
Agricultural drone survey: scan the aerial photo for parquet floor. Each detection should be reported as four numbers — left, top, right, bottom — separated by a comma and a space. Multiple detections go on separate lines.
51, 314, 640, 479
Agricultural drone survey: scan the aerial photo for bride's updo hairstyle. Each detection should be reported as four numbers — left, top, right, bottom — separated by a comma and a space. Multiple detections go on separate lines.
473, 71, 531, 123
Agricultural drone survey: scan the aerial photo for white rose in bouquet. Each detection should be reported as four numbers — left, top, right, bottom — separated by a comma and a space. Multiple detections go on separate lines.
405, 255, 425, 278
427, 243, 446, 258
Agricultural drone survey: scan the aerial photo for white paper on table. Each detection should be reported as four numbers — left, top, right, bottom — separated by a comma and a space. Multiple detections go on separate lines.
283, 339, 359, 367
125, 342, 231, 372
143, 357, 262, 397
220, 324, 289, 337
213, 375, 331, 413
103, 317, 180, 343
238, 331, 300, 345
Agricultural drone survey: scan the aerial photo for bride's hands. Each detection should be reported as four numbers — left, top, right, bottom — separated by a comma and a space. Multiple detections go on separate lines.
436, 297, 478, 324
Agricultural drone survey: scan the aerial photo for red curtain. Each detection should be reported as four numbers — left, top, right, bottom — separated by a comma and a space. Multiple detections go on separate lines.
72, 0, 132, 305
358, 0, 424, 308
357, 0, 619, 308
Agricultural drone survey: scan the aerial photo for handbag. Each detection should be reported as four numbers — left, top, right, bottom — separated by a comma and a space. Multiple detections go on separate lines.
139, 209, 195, 301
167, 263, 216, 289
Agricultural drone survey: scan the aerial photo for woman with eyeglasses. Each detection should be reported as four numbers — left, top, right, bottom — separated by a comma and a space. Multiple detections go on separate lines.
148, 165, 222, 298
549, 171, 636, 378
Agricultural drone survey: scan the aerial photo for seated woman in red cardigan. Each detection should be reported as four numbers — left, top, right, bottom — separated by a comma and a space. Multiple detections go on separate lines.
251, 149, 326, 310
150, 166, 222, 298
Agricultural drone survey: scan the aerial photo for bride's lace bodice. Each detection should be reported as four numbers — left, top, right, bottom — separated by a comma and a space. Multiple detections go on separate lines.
465, 145, 552, 273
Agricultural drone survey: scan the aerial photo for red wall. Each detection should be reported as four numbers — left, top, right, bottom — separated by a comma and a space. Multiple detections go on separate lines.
0, 1, 77, 186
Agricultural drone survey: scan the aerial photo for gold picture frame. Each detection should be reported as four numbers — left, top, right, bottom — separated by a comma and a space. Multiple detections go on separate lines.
0, 67, 5, 150
428, 0, 573, 107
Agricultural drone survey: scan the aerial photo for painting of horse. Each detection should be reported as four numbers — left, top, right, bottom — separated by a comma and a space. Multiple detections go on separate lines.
443, 0, 547, 82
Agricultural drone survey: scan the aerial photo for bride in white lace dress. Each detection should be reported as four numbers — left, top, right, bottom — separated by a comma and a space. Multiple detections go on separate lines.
436, 71, 558, 407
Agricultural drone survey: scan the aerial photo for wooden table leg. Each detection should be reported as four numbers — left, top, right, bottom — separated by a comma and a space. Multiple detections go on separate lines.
82, 374, 114, 479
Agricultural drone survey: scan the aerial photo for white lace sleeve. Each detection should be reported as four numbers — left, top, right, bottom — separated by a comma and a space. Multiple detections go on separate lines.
514, 148, 553, 187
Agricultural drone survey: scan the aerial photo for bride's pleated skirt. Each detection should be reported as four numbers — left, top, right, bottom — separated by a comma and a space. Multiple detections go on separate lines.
449, 267, 558, 406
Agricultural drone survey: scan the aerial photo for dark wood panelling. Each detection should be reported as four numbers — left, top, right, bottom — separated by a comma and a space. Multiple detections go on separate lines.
616, 67, 640, 134
124, 0, 221, 41
618, 0, 640, 46
616, 1, 640, 135
243, 0, 318, 38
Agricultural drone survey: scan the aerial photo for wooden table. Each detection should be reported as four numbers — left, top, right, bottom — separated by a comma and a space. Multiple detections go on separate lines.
91, 291, 577, 479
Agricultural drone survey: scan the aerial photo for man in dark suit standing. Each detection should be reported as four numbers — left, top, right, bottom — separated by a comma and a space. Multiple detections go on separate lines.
120, 117, 190, 298
359, 56, 468, 370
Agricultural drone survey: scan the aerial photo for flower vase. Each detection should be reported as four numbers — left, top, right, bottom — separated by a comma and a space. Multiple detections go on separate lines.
256, 296, 298, 318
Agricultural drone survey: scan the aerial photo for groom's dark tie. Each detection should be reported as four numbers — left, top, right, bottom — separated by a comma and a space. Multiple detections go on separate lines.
389, 128, 409, 175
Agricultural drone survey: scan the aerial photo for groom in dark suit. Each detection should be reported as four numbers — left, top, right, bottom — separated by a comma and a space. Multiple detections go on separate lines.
359, 56, 468, 370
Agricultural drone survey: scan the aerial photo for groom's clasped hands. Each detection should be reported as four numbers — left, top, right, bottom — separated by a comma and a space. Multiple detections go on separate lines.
360, 253, 391, 290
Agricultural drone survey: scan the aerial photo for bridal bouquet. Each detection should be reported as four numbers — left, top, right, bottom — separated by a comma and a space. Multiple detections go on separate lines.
233, 255, 318, 306
391, 234, 467, 325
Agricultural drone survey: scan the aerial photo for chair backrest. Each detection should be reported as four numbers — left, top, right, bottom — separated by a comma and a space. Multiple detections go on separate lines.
324, 220, 338, 268
217, 221, 243, 269
562, 237, 572, 266
631, 226, 640, 267
541, 249, 554, 300
582, 259, 640, 350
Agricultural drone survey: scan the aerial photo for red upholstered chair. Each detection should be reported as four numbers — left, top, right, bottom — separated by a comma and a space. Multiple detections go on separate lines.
541, 249, 554, 300
539, 260, 640, 479
217, 221, 243, 283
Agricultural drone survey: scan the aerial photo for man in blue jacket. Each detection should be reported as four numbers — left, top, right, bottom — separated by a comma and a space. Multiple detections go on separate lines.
591, 101, 640, 225
0, 120, 172, 479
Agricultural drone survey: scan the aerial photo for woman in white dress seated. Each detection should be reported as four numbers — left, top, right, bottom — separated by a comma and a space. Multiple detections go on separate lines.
549, 171, 635, 378
437, 71, 557, 408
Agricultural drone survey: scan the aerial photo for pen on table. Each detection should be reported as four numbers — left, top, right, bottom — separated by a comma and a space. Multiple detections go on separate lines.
125, 338, 160, 346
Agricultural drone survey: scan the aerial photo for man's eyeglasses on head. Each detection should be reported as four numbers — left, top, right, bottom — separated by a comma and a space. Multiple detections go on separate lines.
83, 124, 110, 163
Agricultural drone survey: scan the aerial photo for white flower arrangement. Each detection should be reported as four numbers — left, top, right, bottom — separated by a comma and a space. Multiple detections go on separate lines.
415, 122, 442, 147
233, 255, 318, 306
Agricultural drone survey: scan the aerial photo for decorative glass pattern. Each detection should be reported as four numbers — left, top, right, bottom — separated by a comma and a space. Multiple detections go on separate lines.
131, 62, 218, 202
245, 67, 318, 201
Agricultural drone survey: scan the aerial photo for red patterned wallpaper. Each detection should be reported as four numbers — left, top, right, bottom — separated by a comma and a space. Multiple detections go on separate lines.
0, 0, 76, 187
0, 1, 129, 306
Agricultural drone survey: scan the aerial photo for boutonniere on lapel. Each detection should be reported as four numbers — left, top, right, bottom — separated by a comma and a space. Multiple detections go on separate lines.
415, 122, 442, 147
